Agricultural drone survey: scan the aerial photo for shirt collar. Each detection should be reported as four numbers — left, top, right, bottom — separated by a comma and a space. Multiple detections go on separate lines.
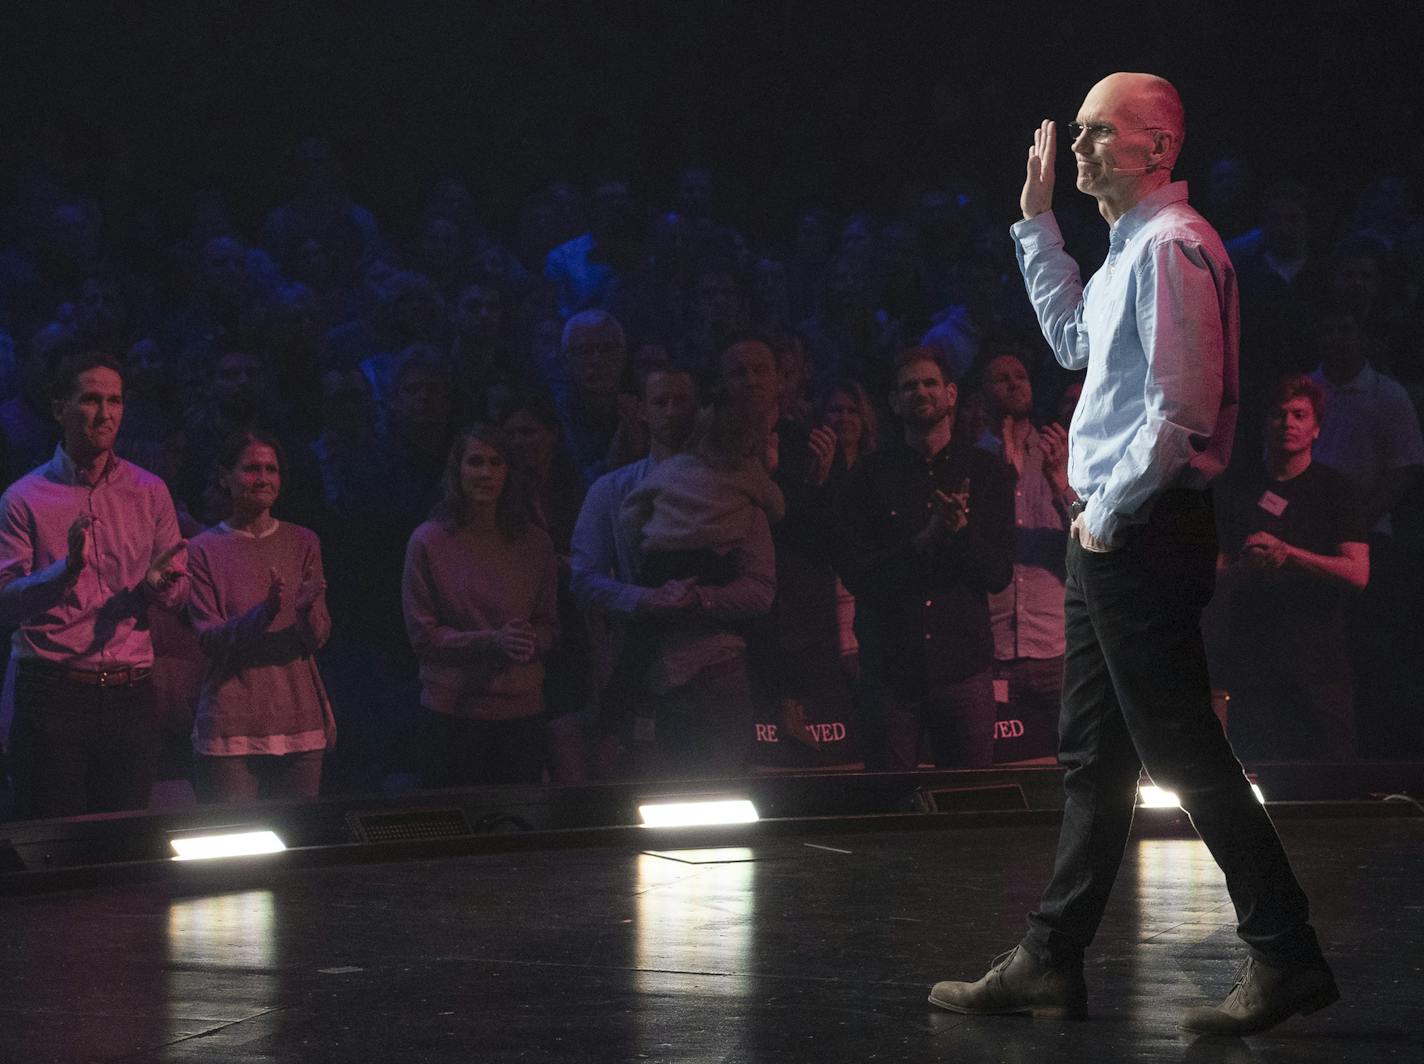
1110, 181, 1191, 243
1314, 362, 1374, 393
977, 424, 1039, 454
218, 520, 281, 540
52, 444, 122, 487
893, 433, 956, 465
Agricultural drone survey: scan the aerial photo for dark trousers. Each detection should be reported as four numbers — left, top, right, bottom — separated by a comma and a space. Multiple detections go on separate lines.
651, 655, 755, 780
420, 711, 547, 788
9, 662, 159, 819
862, 668, 998, 770
994, 656, 1065, 760
1023, 490, 1323, 969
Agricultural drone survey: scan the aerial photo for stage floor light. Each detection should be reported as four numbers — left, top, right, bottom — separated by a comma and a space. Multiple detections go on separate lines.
170, 830, 287, 861
637, 799, 759, 829
1137, 783, 1266, 809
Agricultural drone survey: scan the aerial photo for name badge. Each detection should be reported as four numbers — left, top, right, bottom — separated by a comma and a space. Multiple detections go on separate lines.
1257, 490, 1288, 517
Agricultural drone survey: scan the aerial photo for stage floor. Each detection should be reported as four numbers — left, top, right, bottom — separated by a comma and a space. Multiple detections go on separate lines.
2, 814, 1418, 1063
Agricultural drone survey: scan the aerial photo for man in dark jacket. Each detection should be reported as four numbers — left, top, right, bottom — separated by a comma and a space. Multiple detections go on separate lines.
837, 346, 1014, 768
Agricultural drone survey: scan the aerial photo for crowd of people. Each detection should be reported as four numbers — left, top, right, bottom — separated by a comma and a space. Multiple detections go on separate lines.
1, 136, 1422, 817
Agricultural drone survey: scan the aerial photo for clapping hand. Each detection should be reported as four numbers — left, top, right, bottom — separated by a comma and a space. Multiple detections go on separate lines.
145, 540, 187, 591
1039, 422, 1070, 496
494, 619, 537, 663
294, 565, 326, 615
66, 513, 94, 576
1021, 119, 1057, 220
264, 566, 286, 620
806, 425, 837, 487
914, 478, 971, 553
934, 477, 972, 535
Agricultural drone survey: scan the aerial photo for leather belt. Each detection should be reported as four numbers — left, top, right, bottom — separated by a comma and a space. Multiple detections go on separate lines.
20, 659, 153, 687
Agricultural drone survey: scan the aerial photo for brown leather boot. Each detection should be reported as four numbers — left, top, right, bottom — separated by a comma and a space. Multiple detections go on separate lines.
1179, 956, 1339, 1035
929, 946, 1087, 1019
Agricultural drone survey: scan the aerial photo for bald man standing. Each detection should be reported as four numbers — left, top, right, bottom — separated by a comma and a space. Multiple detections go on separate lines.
929, 74, 1336, 1035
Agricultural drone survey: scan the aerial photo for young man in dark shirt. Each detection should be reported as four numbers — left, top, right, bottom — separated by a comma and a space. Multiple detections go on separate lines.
1217, 373, 1369, 760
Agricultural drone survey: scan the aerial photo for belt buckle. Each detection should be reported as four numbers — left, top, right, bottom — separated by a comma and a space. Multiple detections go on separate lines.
96, 669, 111, 687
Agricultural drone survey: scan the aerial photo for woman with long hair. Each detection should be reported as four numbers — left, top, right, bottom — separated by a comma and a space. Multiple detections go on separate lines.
187, 430, 335, 802
817, 379, 880, 473
402, 424, 558, 786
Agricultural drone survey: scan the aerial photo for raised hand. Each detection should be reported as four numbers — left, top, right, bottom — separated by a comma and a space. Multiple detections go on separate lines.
145, 539, 187, 591
66, 513, 94, 576
1021, 119, 1057, 220
494, 618, 537, 663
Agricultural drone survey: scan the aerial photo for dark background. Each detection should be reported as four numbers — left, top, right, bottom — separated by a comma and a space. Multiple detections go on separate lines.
2, 0, 1419, 242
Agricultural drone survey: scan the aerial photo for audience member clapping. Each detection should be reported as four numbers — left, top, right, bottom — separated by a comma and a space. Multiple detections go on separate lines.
187, 431, 335, 802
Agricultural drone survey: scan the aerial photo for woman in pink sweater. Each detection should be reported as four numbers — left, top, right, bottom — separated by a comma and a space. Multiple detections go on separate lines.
402, 424, 558, 787
187, 430, 335, 803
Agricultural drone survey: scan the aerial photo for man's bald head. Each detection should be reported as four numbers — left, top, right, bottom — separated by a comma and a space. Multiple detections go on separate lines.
1082, 72, 1185, 166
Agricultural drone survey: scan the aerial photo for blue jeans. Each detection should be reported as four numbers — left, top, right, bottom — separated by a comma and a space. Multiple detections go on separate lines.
1022, 490, 1323, 969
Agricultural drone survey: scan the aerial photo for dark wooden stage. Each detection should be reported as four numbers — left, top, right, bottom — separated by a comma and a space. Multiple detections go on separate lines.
2, 792, 1419, 1064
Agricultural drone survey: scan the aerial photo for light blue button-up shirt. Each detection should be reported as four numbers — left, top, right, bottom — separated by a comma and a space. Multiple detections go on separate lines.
1011, 182, 1239, 544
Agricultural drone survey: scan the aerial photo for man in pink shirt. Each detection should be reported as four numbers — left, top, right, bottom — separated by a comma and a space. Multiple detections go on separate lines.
0, 352, 188, 818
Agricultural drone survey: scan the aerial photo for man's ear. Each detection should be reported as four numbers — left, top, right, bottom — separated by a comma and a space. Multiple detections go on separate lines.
946, 382, 958, 408
1152, 129, 1179, 170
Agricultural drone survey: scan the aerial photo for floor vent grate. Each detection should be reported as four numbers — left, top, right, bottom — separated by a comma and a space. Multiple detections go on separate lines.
346, 808, 474, 843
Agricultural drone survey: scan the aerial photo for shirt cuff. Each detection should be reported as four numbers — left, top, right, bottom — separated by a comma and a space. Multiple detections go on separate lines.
1082, 494, 1123, 546
1009, 210, 1064, 252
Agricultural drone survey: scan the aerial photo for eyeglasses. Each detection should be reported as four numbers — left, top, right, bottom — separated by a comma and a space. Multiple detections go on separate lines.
568, 341, 626, 357
1066, 122, 1162, 143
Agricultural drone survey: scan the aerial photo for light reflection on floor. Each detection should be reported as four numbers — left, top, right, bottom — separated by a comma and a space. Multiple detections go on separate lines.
167, 890, 278, 969
635, 850, 756, 998
1134, 838, 1220, 902
164, 890, 280, 1046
